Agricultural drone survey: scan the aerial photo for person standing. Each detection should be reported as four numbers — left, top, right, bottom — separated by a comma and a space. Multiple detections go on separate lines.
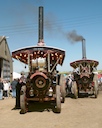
11, 79, 18, 98
66, 75, 73, 95
3, 80, 10, 98
15, 73, 26, 109
0, 78, 4, 100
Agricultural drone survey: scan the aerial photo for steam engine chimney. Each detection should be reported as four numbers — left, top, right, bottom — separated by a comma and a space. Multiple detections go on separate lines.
37, 6, 45, 46
82, 39, 86, 59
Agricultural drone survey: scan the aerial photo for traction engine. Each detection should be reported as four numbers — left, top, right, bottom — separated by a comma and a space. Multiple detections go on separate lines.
70, 39, 99, 98
12, 6, 66, 114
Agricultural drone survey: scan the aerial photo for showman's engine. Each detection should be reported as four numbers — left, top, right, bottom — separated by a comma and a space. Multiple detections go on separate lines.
12, 6, 66, 114
70, 39, 99, 98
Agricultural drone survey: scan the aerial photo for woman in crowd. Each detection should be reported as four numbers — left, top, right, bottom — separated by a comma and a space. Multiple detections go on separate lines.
0, 78, 4, 100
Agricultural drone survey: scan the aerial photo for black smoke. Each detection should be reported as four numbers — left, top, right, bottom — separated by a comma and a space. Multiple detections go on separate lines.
67, 30, 85, 43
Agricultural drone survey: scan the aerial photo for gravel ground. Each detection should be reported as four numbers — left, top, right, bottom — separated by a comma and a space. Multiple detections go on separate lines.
0, 92, 102, 128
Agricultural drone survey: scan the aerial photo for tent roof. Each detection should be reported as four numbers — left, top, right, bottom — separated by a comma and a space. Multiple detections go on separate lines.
13, 72, 21, 79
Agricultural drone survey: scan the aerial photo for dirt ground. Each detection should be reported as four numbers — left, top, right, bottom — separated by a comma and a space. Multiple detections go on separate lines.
0, 91, 102, 128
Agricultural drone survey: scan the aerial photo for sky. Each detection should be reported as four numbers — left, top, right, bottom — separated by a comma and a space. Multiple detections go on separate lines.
0, 0, 102, 73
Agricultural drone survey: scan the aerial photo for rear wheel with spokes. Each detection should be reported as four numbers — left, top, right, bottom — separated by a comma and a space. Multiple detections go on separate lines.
55, 85, 61, 113
60, 74, 66, 103
72, 81, 78, 99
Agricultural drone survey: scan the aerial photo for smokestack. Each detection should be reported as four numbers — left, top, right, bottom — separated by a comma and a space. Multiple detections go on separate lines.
37, 6, 45, 46
82, 39, 86, 59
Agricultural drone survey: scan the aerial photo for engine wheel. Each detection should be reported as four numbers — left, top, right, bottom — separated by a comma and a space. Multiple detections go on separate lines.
93, 75, 99, 98
72, 81, 78, 99
60, 74, 66, 103
55, 85, 61, 113
20, 85, 28, 114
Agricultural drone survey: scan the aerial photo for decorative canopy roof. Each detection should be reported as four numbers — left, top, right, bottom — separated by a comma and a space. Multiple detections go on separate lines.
12, 45, 65, 66
70, 59, 99, 69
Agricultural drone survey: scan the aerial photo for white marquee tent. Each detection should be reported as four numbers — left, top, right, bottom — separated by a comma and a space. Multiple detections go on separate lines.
13, 72, 21, 79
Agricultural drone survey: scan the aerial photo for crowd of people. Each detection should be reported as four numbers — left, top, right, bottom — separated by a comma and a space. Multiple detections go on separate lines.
0, 78, 19, 100
0, 72, 27, 111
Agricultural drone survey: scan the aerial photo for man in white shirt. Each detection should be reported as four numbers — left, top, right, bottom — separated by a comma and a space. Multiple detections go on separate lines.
3, 80, 10, 98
